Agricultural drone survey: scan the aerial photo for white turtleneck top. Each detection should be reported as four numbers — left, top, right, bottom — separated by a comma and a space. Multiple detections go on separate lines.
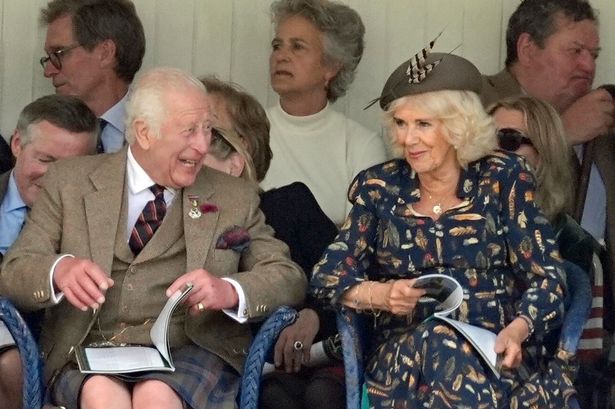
261, 101, 387, 225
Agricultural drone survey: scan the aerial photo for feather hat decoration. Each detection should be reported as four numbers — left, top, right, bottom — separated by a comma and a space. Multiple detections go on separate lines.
405, 31, 443, 84
365, 33, 482, 110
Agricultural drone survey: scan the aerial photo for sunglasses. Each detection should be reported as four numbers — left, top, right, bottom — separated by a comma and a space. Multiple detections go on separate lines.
497, 128, 533, 151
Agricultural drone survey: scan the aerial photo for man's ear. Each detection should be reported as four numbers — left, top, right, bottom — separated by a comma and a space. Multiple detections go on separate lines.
10, 130, 22, 158
133, 119, 153, 150
98, 39, 117, 69
228, 152, 246, 178
516, 32, 538, 67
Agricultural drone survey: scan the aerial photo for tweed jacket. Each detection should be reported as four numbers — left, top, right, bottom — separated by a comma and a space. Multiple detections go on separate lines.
480, 68, 524, 108
481, 68, 615, 294
0, 148, 306, 381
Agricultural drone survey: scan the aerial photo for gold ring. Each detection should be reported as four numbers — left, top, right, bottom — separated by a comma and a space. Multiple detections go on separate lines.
197, 302, 205, 312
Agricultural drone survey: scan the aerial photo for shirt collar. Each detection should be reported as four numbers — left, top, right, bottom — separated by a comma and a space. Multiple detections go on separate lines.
3, 171, 28, 212
126, 146, 176, 198
100, 92, 128, 133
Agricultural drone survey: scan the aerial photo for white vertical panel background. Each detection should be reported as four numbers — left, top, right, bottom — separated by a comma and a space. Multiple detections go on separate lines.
0, 0, 613, 139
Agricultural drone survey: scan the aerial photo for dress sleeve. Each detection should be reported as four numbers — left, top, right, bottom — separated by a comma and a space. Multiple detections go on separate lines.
500, 155, 566, 337
310, 169, 380, 306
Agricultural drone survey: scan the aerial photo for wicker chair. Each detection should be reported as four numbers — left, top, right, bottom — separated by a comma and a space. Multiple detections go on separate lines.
239, 306, 299, 409
0, 297, 44, 409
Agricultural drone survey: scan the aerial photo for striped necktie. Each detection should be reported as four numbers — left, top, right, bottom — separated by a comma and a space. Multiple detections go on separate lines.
128, 184, 167, 254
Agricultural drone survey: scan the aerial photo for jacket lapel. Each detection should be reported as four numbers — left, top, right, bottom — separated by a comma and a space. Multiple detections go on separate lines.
184, 169, 218, 272
84, 150, 127, 275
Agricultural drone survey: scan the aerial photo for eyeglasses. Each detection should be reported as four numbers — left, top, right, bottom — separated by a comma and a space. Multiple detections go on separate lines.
211, 128, 232, 147
209, 127, 236, 154
497, 128, 534, 151
39, 44, 81, 70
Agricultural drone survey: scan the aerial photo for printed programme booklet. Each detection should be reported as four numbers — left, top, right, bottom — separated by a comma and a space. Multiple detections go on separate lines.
75, 283, 193, 374
413, 274, 501, 378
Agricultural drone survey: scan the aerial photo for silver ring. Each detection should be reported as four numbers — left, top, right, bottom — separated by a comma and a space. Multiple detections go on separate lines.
293, 340, 304, 351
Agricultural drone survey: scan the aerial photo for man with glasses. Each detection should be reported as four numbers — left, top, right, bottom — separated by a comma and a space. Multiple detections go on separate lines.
481, 1, 615, 406
40, 0, 145, 153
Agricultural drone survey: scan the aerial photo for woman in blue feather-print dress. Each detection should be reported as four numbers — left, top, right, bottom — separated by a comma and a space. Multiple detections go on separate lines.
310, 50, 572, 408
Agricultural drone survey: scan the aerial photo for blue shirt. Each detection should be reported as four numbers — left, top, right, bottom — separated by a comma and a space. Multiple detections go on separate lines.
574, 145, 606, 244
0, 171, 27, 254
99, 93, 128, 153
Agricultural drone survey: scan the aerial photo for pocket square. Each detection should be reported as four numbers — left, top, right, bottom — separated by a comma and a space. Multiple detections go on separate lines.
216, 225, 250, 252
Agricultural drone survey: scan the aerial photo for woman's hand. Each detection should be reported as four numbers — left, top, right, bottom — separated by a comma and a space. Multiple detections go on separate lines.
273, 308, 320, 373
341, 280, 425, 316
382, 279, 426, 316
494, 317, 530, 369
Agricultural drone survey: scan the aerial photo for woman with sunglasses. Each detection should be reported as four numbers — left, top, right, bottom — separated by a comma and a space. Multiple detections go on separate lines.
489, 96, 604, 408
489, 96, 600, 279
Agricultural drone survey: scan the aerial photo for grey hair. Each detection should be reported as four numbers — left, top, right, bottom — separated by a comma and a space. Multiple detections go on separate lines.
17, 94, 98, 150
271, 0, 365, 102
125, 67, 207, 144
384, 90, 497, 169
505, 0, 596, 67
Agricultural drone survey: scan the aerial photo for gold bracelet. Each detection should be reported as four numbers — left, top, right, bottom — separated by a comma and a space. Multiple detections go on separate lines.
368, 281, 382, 328
517, 314, 534, 341
368, 281, 376, 312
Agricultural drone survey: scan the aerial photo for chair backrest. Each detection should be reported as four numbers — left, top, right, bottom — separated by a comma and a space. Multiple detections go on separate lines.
559, 259, 593, 354
0, 297, 44, 409
239, 306, 298, 409
336, 308, 369, 409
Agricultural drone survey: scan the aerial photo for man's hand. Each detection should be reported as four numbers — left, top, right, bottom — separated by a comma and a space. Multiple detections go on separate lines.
273, 308, 320, 373
167, 268, 239, 315
562, 88, 614, 145
53, 257, 114, 311
494, 317, 529, 369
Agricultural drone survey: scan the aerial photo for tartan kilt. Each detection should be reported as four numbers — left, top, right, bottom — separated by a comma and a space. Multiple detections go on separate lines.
49, 344, 240, 409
